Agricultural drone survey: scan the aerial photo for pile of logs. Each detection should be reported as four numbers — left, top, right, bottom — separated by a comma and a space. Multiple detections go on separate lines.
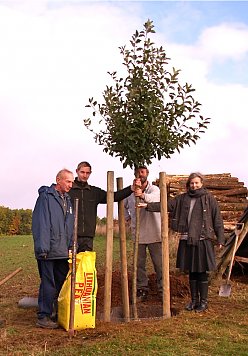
154, 173, 248, 232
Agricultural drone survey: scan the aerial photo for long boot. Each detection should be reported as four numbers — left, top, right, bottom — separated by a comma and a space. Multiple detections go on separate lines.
185, 280, 199, 311
195, 281, 208, 312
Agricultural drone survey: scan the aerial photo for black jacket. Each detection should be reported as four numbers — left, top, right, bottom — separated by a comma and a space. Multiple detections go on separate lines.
146, 191, 225, 245
69, 178, 133, 237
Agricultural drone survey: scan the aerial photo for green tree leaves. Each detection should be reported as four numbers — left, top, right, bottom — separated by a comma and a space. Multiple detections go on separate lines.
84, 19, 210, 169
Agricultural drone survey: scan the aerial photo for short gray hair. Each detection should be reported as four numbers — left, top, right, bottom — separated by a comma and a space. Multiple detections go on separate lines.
56, 169, 73, 180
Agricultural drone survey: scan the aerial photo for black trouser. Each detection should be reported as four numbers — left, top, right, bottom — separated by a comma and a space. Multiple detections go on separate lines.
77, 236, 93, 252
189, 272, 208, 282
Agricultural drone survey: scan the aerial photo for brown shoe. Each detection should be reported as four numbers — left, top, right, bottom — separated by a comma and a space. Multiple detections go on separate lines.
36, 316, 59, 329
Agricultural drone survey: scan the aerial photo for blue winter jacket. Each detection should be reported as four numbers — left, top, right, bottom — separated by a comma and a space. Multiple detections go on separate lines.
32, 185, 74, 260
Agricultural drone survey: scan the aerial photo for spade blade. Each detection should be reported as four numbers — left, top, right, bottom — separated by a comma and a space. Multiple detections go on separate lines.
219, 283, 231, 297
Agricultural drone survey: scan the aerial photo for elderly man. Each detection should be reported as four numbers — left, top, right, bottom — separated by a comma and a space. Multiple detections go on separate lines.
124, 166, 162, 301
32, 169, 74, 329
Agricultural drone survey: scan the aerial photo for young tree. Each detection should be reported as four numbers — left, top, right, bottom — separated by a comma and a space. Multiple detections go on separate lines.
84, 19, 210, 318
84, 20, 210, 169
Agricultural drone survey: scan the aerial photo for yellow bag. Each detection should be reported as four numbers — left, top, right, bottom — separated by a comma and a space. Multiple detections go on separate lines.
58, 251, 97, 330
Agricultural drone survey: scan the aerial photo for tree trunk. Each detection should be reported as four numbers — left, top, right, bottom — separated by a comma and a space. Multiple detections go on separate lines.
117, 177, 130, 322
132, 197, 140, 320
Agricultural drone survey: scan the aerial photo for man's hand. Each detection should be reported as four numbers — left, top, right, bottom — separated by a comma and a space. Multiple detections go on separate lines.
131, 178, 141, 191
137, 202, 147, 208
38, 253, 47, 259
134, 187, 144, 198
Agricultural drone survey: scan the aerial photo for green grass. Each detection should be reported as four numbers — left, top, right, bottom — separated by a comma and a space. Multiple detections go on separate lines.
0, 233, 174, 280
0, 234, 134, 278
94, 234, 134, 271
1, 235, 248, 355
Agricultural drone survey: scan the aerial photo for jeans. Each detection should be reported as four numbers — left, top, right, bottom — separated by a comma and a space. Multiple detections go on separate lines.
37, 259, 69, 319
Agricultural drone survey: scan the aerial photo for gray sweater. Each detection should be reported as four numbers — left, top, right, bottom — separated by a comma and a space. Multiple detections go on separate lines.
124, 182, 161, 244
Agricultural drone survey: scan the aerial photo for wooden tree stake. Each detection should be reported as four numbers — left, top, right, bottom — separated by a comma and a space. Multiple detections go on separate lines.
104, 171, 114, 322
159, 172, 171, 319
68, 197, 79, 337
0, 267, 22, 287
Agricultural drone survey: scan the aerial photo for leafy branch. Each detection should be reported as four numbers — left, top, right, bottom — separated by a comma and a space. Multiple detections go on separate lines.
84, 19, 210, 169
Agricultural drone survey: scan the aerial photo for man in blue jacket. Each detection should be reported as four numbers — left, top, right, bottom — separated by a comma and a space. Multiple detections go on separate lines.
32, 169, 74, 329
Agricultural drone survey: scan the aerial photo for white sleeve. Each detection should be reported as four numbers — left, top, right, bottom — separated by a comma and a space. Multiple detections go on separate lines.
143, 185, 160, 203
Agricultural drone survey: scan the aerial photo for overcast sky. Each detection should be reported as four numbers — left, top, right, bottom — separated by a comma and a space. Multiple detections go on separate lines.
1, 0, 247, 217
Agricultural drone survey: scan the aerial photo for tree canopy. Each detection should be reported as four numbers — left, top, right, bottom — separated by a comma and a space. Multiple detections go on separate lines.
84, 20, 210, 169
0, 206, 32, 235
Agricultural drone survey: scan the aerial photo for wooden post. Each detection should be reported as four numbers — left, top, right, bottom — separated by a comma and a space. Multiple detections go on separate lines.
103, 171, 114, 322
68, 198, 79, 337
117, 177, 130, 322
159, 172, 171, 319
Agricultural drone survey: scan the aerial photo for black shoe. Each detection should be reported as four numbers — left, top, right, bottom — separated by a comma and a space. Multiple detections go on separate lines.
137, 289, 148, 302
185, 301, 194, 311
185, 300, 199, 311
195, 301, 208, 313
36, 316, 59, 329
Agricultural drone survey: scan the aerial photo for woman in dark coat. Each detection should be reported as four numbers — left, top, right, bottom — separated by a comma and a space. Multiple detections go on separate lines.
140, 172, 225, 312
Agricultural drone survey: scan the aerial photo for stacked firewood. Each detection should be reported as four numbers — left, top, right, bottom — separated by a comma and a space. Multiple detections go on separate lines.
153, 173, 248, 232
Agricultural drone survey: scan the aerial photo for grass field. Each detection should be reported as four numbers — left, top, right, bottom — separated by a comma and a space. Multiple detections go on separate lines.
0, 235, 248, 355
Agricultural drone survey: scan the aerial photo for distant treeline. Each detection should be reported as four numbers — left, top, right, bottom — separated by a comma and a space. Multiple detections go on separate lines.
0, 206, 108, 236
0, 206, 32, 235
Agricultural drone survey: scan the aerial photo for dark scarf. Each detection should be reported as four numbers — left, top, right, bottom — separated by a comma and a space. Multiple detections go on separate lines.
188, 187, 206, 198
173, 188, 207, 245
188, 188, 207, 245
